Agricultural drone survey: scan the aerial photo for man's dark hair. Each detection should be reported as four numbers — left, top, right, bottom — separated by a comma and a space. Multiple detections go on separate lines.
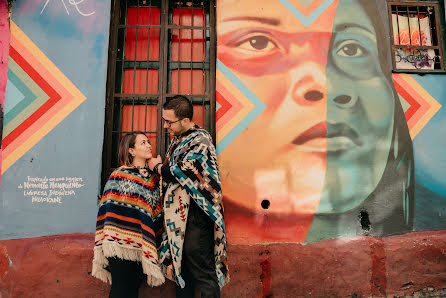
163, 95, 193, 120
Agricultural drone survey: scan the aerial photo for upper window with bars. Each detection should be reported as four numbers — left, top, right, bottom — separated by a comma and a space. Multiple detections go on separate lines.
102, 0, 216, 185
388, 1, 445, 72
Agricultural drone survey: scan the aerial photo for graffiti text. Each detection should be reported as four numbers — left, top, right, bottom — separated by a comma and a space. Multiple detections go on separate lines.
18, 176, 85, 204
40, 0, 95, 17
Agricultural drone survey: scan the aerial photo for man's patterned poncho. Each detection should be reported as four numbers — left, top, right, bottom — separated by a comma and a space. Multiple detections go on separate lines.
92, 167, 165, 286
159, 126, 229, 288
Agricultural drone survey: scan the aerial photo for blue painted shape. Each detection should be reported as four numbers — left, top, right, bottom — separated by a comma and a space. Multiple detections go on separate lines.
216, 59, 266, 155
4, 70, 37, 126
414, 183, 446, 230
410, 74, 446, 195
278, 0, 335, 27
406, 74, 446, 231
4, 77, 25, 115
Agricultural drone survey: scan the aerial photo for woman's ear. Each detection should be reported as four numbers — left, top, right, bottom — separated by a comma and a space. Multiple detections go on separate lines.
129, 148, 135, 157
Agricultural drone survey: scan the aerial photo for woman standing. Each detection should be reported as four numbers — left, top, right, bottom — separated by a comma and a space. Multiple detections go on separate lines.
92, 131, 164, 297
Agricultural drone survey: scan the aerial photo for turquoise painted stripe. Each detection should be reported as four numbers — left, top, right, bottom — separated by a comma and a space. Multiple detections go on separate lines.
406, 191, 409, 225
397, 152, 407, 170
216, 59, 266, 155
402, 181, 406, 221
278, 0, 335, 27
4, 70, 37, 125
407, 159, 411, 186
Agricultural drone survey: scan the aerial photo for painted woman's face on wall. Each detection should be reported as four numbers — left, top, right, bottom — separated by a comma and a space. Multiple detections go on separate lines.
217, 0, 394, 231
321, 0, 394, 213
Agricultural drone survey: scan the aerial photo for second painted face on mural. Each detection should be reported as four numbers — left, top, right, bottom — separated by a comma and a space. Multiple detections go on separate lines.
218, 0, 395, 222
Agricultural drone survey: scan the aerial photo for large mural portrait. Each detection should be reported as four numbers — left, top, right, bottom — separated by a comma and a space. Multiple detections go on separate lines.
216, 0, 417, 243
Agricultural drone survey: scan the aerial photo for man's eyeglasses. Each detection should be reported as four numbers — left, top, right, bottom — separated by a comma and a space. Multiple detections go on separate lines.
163, 118, 182, 127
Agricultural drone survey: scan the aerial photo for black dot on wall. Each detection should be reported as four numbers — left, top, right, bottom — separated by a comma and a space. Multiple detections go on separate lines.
261, 199, 270, 209
359, 210, 371, 231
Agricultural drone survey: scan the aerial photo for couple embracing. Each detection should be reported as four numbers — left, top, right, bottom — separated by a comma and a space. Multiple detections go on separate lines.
92, 95, 229, 298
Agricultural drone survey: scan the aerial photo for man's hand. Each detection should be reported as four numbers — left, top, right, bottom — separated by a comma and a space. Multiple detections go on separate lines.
148, 155, 162, 172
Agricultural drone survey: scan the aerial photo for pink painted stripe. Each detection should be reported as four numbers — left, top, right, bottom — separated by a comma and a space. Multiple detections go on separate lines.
393, 74, 430, 130
2, 92, 73, 157
216, 79, 244, 131
3, 46, 61, 148
9, 35, 71, 104
3, 37, 73, 157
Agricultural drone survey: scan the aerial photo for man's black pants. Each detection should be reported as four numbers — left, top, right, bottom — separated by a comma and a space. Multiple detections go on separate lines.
176, 200, 220, 298
107, 257, 144, 298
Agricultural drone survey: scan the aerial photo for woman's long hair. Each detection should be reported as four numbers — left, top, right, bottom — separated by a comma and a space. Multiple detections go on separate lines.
359, 0, 414, 235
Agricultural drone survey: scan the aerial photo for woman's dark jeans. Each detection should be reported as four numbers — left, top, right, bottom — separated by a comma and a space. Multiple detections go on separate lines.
107, 257, 144, 298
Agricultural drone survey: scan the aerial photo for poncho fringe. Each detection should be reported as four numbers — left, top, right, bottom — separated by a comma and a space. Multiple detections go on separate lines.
92, 243, 165, 286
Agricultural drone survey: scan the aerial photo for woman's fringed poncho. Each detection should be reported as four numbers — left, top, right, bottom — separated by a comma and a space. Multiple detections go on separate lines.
92, 167, 165, 286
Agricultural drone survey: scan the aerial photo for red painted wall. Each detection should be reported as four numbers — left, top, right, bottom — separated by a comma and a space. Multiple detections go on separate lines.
1, 231, 445, 297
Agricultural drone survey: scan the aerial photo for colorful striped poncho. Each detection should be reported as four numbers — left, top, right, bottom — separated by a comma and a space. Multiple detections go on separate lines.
92, 167, 165, 286
159, 126, 229, 289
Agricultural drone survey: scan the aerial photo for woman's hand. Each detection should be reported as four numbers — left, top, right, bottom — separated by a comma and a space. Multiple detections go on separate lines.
148, 155, 163, 172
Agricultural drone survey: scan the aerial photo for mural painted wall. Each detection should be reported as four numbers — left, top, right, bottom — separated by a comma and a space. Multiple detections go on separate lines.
0, 0, 443, 248
216, 0, 446, 244
0, 0, 443, 245
0, 0, 111, 239
0, 1, 445, 297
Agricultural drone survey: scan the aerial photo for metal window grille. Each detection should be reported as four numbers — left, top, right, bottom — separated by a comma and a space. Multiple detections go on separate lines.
388, 1, 445, 72
101, 0, 216, 188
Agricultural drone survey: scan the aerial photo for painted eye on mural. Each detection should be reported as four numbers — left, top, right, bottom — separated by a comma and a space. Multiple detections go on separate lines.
234, 34, 279, 52
336, 40, 368, 58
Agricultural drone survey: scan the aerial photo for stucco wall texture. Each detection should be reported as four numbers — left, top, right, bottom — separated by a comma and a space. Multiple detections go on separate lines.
0, 231, 445, 297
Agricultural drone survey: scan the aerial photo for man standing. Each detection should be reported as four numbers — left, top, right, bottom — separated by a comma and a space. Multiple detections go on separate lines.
148, 95, 229, 297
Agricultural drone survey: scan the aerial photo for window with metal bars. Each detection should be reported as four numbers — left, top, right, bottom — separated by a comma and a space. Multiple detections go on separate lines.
101, 0, 216, 188
388, 1, 445, 72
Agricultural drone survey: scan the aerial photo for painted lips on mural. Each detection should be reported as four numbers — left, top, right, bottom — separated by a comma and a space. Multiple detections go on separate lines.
292, 121, 362, 152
